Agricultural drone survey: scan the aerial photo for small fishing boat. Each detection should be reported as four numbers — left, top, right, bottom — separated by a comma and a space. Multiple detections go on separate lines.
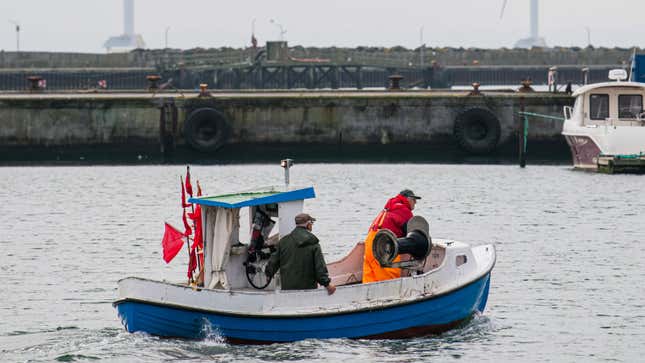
114, 162, 496, 343
562, 69, 645, 173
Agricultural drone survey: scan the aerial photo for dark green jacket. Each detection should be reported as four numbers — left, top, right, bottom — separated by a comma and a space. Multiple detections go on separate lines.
266, 226, 331, 290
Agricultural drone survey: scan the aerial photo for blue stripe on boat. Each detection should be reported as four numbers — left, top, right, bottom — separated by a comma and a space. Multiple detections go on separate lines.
115, 273, 491, 342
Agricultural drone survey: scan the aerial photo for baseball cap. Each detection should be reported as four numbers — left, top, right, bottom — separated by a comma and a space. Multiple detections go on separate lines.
295, 213, 316, 225
399, 189, 421, 200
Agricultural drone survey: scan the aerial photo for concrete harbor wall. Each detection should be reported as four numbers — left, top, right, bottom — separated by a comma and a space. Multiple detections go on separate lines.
0, 90, 572, 156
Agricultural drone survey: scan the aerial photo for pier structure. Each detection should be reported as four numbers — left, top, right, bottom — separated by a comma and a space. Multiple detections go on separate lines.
0, 89, 572, 158
0, 63, 621, 92
0, 44, 631, 160
0, 44, 635, 91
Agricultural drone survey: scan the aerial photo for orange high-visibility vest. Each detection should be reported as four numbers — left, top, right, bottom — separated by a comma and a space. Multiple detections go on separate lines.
362, 210, 401, 283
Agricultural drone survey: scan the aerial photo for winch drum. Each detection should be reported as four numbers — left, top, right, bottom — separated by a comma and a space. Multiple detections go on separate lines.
372, 215, 432, 268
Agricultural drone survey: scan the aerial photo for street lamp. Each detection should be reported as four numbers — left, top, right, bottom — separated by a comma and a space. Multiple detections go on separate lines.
419, 26, 425, 68
269, 19, 286, 41
9, 20, 20, 52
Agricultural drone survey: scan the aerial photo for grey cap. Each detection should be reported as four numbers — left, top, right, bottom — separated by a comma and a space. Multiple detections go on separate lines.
295, 213, 316, 225
399, 189, 421, 199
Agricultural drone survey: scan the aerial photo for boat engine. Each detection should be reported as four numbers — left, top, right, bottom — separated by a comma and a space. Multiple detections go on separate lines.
245, 208, 277, 289
372, 216, 432, 269
249, 208, 275, 254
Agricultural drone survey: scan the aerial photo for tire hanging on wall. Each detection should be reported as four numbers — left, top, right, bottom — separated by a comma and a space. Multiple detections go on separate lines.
183, 107, 231, 152
453, 108, 501, 154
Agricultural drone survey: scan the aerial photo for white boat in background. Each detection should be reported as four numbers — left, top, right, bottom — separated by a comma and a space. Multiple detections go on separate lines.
562, 69, 645, 173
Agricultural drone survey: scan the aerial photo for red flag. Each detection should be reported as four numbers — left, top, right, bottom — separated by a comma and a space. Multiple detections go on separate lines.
180, 177, 191, 208
162, 223, 185, 263
189, 206, 203, 249
185, 166, 193, 197
196, 180, 202, 197
182, 210, 192, 236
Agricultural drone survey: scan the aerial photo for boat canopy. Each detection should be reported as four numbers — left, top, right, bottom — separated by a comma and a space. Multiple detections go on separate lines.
572, 81, 645, 97
190, 186, 316, 290
188, 186, 315, 208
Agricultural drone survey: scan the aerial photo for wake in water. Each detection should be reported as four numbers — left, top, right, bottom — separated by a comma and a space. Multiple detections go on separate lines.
198, 317, 226, 346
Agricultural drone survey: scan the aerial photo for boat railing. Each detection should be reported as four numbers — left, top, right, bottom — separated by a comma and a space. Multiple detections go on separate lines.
563, 105, 573, 120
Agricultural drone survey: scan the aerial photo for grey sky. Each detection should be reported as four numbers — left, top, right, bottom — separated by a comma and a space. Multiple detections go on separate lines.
0, 0, 642, 53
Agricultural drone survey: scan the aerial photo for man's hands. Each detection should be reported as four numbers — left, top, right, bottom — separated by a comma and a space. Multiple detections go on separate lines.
325, 284, 336, 295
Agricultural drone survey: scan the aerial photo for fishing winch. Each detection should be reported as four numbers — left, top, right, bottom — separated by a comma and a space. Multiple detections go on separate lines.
372, 215, 432, 269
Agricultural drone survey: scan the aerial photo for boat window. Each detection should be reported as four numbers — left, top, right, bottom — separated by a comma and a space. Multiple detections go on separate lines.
456, 255, 467, 267
618, 94, 643, 118
589, 94, 609, 120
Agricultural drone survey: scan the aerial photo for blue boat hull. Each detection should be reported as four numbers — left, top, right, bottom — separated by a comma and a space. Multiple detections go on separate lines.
115, 273, 491, 343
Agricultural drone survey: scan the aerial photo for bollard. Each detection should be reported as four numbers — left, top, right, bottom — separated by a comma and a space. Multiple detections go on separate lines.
518, 79, 534, 93
146, 75, 161, 91
388, 75, 403, 90
199, 83, 211, 97
468, 82, 482, 96
27, 76, 43, 92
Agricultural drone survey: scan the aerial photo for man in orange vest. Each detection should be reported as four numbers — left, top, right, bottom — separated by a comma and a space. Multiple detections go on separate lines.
362, 189, 421, 283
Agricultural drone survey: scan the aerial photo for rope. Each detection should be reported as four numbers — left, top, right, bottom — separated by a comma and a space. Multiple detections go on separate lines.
518, 111, 565, 122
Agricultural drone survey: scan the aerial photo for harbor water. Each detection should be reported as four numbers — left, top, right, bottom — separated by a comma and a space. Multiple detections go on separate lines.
1, 163, 644, 362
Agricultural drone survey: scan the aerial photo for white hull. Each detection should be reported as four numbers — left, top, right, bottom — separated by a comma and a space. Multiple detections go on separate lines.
116, 240, 495, 317
562, 81, 645, 171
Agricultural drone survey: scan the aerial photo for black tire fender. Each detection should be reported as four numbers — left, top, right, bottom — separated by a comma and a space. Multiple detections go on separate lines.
453, 108, 501, 154
183, 108, 231, 152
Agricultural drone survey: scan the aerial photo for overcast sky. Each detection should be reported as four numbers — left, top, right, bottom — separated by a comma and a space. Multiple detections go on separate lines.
0, 0, 643, 53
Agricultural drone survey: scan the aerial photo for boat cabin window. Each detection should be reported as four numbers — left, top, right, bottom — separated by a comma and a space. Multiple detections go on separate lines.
589, 94, 609, 120
618, 94, 643, 118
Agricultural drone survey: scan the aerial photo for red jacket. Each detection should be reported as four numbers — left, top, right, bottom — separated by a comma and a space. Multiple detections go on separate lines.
370, 194, 413, 237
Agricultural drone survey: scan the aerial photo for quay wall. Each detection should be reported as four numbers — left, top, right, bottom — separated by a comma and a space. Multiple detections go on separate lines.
0, 91, 572, 153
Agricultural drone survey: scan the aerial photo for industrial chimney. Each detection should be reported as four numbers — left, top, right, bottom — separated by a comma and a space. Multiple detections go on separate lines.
104, 0, 146, 53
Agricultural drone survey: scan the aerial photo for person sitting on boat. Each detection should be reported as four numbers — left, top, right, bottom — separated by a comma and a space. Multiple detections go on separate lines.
265, 213, 336, 295
362, 189, 421, 283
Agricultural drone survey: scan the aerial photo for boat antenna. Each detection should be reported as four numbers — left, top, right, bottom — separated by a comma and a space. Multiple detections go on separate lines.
280, 158, 294, 189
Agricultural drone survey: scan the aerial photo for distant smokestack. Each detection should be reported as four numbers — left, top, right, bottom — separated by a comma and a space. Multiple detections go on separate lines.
124, 0, 134, 36
530, 0, 538, 40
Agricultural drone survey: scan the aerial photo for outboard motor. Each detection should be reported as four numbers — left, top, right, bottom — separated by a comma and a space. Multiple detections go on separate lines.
372, 216, 432, 269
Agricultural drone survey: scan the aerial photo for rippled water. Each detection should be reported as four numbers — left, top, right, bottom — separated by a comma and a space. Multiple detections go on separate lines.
1, 164, 644, 362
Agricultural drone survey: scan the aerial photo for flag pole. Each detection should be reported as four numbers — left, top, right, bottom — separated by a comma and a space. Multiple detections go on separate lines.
187, 166, 201, 273
195, 180, 204, 285
185, 165, 204, 286
181, 175, 192, 284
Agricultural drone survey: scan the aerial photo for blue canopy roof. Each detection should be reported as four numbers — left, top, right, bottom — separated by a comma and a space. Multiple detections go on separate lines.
188, 186, 315, 209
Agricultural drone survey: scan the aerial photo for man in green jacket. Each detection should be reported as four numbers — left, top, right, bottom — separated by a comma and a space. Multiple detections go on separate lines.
265, 213, 336, 295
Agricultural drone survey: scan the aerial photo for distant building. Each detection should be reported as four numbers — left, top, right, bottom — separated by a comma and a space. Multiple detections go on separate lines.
515, 36, 547, 49
104, 0, 146, 53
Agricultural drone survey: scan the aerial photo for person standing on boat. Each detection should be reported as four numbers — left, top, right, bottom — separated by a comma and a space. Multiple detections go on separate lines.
265, 213, 336, 295
362, 189, 421, 283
